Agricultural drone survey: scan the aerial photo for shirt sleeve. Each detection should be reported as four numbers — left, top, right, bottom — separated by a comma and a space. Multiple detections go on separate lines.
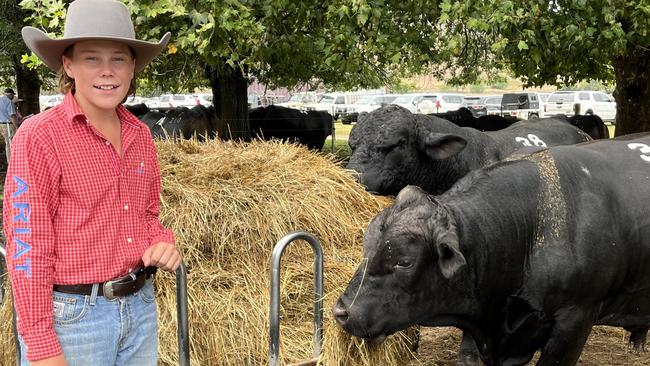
3, 125, 62, 361
144, 134, 175, 246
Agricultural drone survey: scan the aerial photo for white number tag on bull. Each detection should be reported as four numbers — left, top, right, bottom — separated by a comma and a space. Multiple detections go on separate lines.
627, 143, 650, 162
515, 134, 547, 147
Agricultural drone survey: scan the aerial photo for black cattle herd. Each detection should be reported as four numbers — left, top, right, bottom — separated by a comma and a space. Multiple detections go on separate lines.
127, 102, 647, 365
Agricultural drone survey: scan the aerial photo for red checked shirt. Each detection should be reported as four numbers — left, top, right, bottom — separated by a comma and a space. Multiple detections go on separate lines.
3, 92, 175, 361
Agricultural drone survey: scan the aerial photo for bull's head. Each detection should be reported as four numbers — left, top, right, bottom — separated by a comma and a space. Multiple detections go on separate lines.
347, 106, 467, 196
333, 185, 467, 343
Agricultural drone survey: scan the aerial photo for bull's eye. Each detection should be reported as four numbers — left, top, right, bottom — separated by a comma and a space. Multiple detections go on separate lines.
396, 258, 412, 269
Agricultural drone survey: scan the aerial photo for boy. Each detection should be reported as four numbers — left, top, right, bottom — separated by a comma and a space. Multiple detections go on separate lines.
5, 1, 181, 365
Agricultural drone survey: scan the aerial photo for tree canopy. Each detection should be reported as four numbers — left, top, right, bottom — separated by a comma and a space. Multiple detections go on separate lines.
13, 0, 650, 136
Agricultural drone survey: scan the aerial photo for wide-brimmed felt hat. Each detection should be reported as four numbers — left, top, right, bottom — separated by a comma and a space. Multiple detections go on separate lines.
4, 88, 15, 95
22, 0, 170, 73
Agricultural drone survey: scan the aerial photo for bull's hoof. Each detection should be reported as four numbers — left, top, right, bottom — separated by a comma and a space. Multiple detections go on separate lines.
628, 329, 648, 354
457, 353, 481, 366
411, 326, 421, 352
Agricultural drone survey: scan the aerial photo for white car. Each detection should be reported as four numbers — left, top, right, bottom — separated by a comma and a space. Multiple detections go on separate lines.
157, 94, 198, 109
123, 96, 147, 105
302, 93, 351, 119
39, 94, 64, 111
393, 93, 464, 114
339, 94, 400, 124
350, 94, 399, 113
276, 92, 320, 110
542, 91, 616, 122
196, 93, 213, 106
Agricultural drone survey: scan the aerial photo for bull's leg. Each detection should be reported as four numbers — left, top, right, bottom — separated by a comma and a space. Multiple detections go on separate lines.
458, 332, 481, 366
625, 326, 648, 352
535, 308, 593, 366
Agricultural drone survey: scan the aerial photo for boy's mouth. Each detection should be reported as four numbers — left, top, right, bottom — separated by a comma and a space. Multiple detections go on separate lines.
94, 84, 120, 91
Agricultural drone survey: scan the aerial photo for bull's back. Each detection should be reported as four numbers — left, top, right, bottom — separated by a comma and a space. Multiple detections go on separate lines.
553, 138, 650, 301
489, 118, 592, 157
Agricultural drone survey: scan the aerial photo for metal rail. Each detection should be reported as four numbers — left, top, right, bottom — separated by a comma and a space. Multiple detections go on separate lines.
269, 231, 324, 366
176, 261, 190, 366
0, 243, 190, 366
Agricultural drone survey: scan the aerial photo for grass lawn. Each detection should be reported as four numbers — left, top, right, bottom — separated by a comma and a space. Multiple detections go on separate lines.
333, 121, 354, 140
320, 121, 354, 160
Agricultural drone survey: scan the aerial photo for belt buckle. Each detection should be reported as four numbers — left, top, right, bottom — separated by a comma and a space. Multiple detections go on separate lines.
103, 280, 118, 300
103, 270, 139, 300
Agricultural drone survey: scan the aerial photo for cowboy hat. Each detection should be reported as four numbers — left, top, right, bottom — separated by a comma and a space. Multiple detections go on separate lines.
22, 0, 170, 73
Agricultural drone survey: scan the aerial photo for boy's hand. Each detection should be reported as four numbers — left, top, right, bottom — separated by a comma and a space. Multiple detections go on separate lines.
142, 242, 181, 272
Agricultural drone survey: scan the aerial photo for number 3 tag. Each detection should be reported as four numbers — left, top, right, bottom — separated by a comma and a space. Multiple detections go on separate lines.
628, 143, 650, 162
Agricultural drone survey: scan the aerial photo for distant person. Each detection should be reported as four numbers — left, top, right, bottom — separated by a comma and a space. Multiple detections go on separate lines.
0, 87, 18, 163
5, 0, 180, 365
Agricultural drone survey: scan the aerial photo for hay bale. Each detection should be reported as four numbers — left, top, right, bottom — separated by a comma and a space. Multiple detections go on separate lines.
152, 139, 417, 365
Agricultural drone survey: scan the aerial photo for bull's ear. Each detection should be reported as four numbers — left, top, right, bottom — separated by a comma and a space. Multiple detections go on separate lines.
421, 133, 467, 160
394, 185, 426, 207
435, 233, 466, 278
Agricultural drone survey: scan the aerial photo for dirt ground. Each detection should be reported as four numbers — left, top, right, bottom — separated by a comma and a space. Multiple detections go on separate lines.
410, 326, 650, 365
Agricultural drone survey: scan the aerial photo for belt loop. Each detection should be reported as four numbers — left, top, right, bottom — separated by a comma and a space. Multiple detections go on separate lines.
89, 283, 99, 305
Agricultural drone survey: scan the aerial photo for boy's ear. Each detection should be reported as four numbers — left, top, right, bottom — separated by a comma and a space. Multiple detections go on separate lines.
62, 55, 74, 79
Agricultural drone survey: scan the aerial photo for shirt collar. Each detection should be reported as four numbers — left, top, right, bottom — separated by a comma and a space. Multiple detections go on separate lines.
61, 90, 141, 129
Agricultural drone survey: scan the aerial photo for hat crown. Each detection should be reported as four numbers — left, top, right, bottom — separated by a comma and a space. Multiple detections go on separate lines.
63, 0, 135, 40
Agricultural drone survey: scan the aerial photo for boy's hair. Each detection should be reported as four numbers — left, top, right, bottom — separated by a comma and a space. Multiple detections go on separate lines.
57, 45, 137, 101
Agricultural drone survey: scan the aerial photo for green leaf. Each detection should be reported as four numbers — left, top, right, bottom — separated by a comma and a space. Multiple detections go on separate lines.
517, 40, 528, 50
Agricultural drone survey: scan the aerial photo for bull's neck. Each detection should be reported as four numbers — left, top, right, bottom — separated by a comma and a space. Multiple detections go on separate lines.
436, 161, 541, 335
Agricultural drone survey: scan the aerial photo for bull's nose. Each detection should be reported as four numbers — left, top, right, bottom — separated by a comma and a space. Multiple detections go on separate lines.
332, 299, 349, 326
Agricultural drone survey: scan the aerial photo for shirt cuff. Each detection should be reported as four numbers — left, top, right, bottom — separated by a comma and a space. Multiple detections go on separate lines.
22, 328, 63, 361
150, 229, 175, 246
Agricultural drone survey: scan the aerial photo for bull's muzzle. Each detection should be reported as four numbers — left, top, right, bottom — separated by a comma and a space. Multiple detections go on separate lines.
332, 299, 349, 326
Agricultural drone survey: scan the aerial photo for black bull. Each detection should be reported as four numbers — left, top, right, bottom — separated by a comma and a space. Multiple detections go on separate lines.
347, 105, 593, 196
249, 105, 333, 150
334, 133, 650, 365
136, 105, 333, 150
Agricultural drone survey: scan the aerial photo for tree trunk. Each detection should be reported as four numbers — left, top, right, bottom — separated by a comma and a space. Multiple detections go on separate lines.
207, 65, 250, 140
612, 45, 650, 136
13, 56, 42, 116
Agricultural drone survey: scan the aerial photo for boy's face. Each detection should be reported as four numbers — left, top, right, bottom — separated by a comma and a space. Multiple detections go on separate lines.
62, 40, 135, 114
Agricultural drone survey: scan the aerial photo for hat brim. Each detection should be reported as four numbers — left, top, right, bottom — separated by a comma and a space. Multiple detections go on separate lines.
22, 26, 170, 73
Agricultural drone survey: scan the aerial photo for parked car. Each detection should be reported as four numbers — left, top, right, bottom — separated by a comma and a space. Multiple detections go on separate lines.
39, 94, 64, 111
542, 90, 616, 122
500, 92, 542, 120
196, 93, 213, 106
124, 95, 147, 106
340, 94, 400, 124
144, 97, 159, 109
276, 92, 320, 110
303, 92, 353, 119
157, 94, 198, 109
483, 95, 503, 115
393, 92, 464, 114
461, 96, 488, 117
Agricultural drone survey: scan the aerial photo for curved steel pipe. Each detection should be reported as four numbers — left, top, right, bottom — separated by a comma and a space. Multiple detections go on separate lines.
269, 231, 324, 366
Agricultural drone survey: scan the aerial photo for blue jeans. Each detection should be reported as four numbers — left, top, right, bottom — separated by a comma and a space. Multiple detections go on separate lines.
19, 279, 158, 366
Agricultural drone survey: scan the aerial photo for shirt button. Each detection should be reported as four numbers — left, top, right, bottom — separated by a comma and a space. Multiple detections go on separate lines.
105, 141, 110, 145
127, 238, 132, 243
124, 205, 129, 210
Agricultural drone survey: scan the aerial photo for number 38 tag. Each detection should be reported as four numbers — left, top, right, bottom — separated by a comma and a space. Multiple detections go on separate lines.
515, 134, 547, 147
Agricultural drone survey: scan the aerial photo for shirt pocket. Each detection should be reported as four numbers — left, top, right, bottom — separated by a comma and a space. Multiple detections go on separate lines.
126, 159, 152, 212
52, 292, 90, 325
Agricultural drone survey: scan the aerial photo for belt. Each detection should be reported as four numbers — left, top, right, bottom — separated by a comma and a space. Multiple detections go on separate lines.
53, 267, 157, 300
